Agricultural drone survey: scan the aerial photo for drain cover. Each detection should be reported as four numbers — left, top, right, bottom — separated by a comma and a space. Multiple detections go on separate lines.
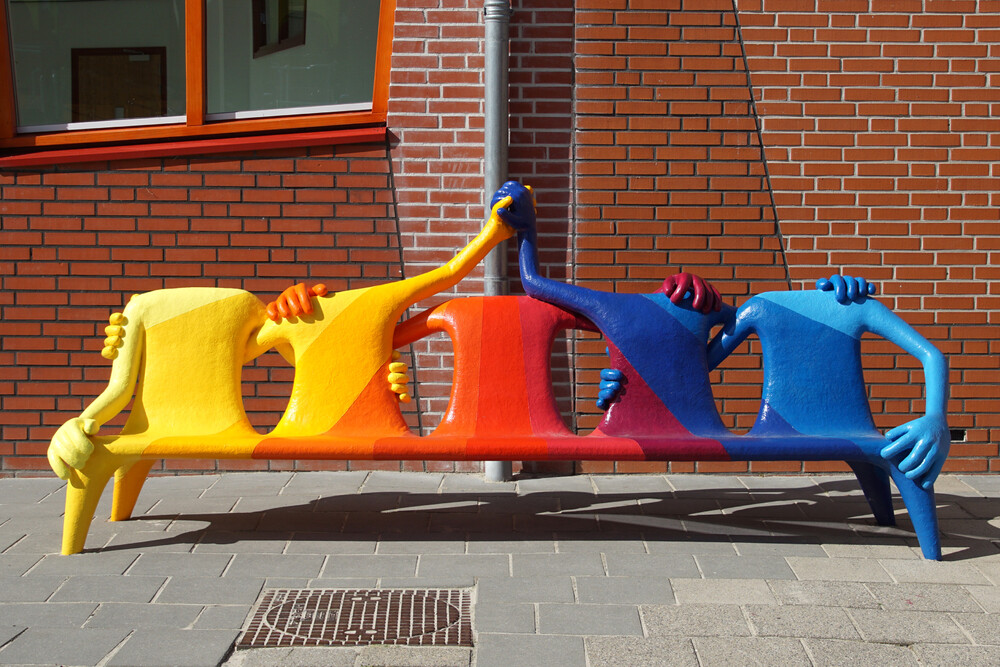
238, 588, 472, 648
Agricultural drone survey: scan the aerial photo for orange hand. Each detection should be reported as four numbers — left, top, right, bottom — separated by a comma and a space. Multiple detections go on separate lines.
266, 283, 329, 322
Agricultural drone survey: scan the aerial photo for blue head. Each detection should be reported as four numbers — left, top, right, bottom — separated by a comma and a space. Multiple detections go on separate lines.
490, 180, 536, 232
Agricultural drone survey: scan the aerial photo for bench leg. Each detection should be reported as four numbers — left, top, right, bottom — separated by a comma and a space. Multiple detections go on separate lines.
111, 460, 155, 522
848, 462, 895, 526
888, 466, 941, 561
61, 451, 121, 555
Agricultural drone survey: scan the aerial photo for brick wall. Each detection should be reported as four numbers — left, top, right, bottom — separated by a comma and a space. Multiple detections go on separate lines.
739, 0, 1000, 472
1, 0, 997, 476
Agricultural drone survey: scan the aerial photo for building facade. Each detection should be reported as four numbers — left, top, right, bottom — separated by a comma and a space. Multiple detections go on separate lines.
1, 0, 997, 475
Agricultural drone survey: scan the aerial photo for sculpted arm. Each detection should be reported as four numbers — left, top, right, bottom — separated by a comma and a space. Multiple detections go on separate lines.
48, 308, 144, 479
864, 303, 949, 489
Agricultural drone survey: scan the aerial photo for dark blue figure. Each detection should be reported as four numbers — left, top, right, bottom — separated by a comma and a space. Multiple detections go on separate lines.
501, 181, 949, 560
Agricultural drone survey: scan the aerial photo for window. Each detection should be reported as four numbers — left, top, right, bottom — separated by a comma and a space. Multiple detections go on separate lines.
0, 0, 394, 152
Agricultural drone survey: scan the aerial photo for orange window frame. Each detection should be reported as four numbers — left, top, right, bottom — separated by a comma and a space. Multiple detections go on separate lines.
0, 0, 395, 151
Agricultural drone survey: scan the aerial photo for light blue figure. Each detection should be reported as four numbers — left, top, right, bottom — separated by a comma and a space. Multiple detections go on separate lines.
706, 277, 949, 559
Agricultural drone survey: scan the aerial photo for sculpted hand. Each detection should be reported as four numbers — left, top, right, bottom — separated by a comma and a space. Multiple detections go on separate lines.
816, 275, 875, 304
596, 368, 625, 410
659, 273, 722, 314
881, 414, 950, 490
266, 283, 328, 322
48, 418, 99, 480
491, 181, 537, 232
387, 351, 412, 403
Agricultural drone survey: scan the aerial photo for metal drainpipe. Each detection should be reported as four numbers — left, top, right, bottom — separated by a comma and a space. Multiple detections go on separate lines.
483, 0, 513, 483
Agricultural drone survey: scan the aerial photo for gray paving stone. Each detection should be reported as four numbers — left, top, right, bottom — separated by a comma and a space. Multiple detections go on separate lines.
85, 602, 202, 629
147, 497, 241, 516
51, 575, 167, 603
3, 531, 67, 554
475, 633, 585, 667
0, 625, 25, 648
768, 580, 879, 608
0, 627, 129, 666
282, 471, 369, 495
671, 579, 777, 605
695, 554, 796, 580
476, 576, 575, 604
576, 576, 675, 604
472, 603, 536, 633
127, 552, 233, 577
357, 645, 471, 666
512, 552, 606, 576
642, 604, 751, 637
377, 538, 466, 554
362, 471, 444, 492
0, 554, 41, 577
144, 475, 222, 492
538, 603, 642, 635
466, 538, 555, 554
156, 577, 265, 605
202, 472, 294, 496
194, 604, 253, 629
804, 638, 918, 666
912, 643, 1000, 666
866, 582, 984, 612
733, 540, 828, 557
971, 560, 1000, 586
786, 556, 892, 582
0, 602, 97, 628
223, 646, 358, 666
952, 612, 1000, 645
440, 474, 516, 494
879, 558, 991, 585
586, 636, 698, 666
428, 512, 514, 534
604, 553, 699, 578
745, 605, 860, 640
693, 636, 812, 667
283, 533, 377, 555
224, 554, 325, 579
0, 531, 27, 554
957, 475, 1000, 495
319, 555, 417, 578
822, 541, 920, 559
0, 478, 65, 504
103, 530, 208, 553
255, 510, 347, 532
667, 475, 747, 491
516, 474, 595, 495
555, 533, 646, 553
377, 576, 478, 588
0, 575, 65, 602
645, 538, 737, 555
591, 474, 671, 494
513, 512, 600, 533
848, 608, 968, 644
343, 511, 433, 533
193, 531, 290, 554
966, 585, 1000, 612
417, 554, 509, 578
107, 628, 240, 666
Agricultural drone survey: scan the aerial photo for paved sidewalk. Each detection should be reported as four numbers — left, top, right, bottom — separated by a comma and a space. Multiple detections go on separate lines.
0, 471, 998, 666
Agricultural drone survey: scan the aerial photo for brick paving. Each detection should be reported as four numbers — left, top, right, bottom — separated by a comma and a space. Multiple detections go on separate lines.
0, 471, 998, 666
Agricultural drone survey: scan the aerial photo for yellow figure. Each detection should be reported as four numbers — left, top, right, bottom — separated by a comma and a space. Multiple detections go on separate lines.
48, 197, 518, 554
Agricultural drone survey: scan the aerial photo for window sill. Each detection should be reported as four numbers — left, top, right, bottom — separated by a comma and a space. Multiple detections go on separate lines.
0, 125, 387, 169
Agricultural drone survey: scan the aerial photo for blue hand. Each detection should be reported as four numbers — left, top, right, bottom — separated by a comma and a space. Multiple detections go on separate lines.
816, 274, 875, 303
491, 181, 537, 232
881, 414, 950, 490
596, 368, 625, 410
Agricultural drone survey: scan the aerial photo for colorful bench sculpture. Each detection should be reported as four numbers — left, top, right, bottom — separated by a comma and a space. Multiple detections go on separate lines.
48, 182, 949, 559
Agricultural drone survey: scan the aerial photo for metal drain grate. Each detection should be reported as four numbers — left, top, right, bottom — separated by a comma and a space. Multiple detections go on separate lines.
238, 588, 472, 648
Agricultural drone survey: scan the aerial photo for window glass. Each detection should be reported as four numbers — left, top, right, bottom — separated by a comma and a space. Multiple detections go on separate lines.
206, 0, 380, 119
6, 0, 186, 130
